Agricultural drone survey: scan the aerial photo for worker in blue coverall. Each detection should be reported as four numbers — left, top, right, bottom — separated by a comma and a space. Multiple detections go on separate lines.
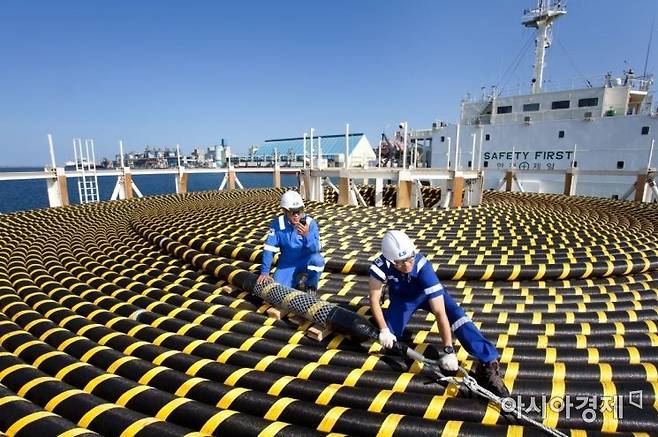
369, 230, 509, 397
257, 191, 324, 295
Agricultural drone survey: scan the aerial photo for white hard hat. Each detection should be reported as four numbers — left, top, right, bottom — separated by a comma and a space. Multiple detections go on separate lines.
280, 190, 304, 210
381, 230, 416, 262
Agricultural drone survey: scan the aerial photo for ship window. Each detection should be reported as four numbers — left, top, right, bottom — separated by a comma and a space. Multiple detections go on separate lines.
496, 105, 513, 114
441, 136, 445, 142
578, 97, 599, 107
642, 126, 650, 135
551, 100, 570, 109
558, 130, 565, 138
611, 194, 619, 200
573, 161, 578, 168
483, 161, 489, 168
485, 134, 491, 141
617, 161, 624, 169
468, 161, 472, 168
523, 103, 540, 112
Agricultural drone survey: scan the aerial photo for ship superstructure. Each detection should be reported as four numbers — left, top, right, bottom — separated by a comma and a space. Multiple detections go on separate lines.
424, 0, 657, 199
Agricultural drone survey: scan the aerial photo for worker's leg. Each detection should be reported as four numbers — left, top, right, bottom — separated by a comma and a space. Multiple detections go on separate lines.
440, 292, 499, 363
304, 253, 325, 289
273, 264, 297, 288
383, 298, 418, 338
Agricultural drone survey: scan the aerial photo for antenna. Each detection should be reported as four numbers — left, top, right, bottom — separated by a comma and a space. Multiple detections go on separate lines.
643, 16, 655, 77
522, 0, 567, 93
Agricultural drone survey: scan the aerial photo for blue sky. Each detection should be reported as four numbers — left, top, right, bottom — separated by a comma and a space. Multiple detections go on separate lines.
1, 0, 657, 166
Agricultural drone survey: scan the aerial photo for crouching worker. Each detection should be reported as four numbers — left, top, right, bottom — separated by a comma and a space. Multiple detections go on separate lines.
368, 230, 509, 397
257, 190, 324, 296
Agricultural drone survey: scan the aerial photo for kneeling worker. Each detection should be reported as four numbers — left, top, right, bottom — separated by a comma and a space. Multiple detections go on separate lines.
257, 191, 324, 295
369, 230, 509, 397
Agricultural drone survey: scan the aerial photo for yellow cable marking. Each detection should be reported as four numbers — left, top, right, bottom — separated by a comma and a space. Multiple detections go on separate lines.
266, 375, 295, 396
156, 398, 193, 420
375, 413, 404, 437
543, 379, 565, 428
254, 355, 277, 371
175, 377, 207, 396
119, 417, 161, 437
12, 339, 39, 356
17, 376, 55, 397
218, 348, 238, 363
216, 387, 250, 409
587, 348, 599, 364
6, 411, 58, 435
368, 390, 393, 413
138, 366, 168, 385
641, 363, 657, 382
186, 358, 214, 376
224, 368, 252, 387
440, 420, 462, 437
453, 264, 468, 280
116, 385, 151, 406
182, 339, 206, 355
107, 356, 139, 374
481, 403, 500, 425
78, 404, 118, 428
392, 373, 413, 392
507, 264, 521, 281
600, 378, 618, 433
0, 363, 30, 379
599, 363, 613, 382
532, 264, 546, 280
361, 355, 380, 371
264, 397, 296, 420
316, 384, 341, 405
45, 389, 85, 411
343, 368, 365, 386
59, 428, 94, 437
423, 395, 446, 420
297, 362, 320, 380
201, 410, 238, 434
153, 350, 179, 366
317, 406, 348, 432
341, 259, 356, 274
258, 422, 289, 437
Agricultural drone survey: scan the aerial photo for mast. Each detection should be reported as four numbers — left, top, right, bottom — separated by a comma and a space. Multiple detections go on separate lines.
522, 0, 567, 94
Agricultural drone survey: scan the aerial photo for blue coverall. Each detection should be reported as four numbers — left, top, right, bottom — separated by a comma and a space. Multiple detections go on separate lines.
369, 253, 499, 363
261, 214, 324, 289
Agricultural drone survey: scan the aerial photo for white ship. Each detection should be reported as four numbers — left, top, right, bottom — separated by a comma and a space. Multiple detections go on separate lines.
419, 0, 658, 201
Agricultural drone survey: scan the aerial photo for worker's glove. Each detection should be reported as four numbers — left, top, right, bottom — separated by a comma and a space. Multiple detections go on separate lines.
439, 346, 458, 372
378, 328, 396, 349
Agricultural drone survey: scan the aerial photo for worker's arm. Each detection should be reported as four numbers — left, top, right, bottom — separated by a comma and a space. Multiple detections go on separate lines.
368, 276, 388, 331
427, 295, 453, 347
259, 223, 280, 282
301, 218, 321, 252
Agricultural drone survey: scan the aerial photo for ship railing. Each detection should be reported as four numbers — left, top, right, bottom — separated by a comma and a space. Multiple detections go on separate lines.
466, 104, 643, 125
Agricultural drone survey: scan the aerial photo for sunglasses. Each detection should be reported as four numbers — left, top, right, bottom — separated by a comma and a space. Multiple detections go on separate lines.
286, 208, 304, 215
393, 255, 415, 267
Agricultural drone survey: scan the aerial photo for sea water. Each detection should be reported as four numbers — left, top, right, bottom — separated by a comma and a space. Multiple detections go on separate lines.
0, 167, 299, 214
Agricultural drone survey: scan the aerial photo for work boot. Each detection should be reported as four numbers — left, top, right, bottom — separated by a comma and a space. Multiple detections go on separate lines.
473, 360, 510, 398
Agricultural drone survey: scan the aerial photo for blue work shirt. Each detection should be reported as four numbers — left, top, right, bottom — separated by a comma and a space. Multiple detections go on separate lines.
369, 253, 444, 301
261, 214, 321, 274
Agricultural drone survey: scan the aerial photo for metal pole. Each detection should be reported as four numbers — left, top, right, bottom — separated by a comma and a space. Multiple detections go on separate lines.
310, 128, 315, 170
647, 139, 655, 171
572, 143, 577, 168
378, 140, 382, 167
455, 123, 461, 169
176, 144, 182, 168
402, 122, 408, 169
478, 129, 484, 170
119, 140, 126, 168
471, 133, 476, 169
47, 134, 57, 168
446, 137, 452, 169
90, 139, 99, 201
344, 123, 349, 169
303, 133, 307, 169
